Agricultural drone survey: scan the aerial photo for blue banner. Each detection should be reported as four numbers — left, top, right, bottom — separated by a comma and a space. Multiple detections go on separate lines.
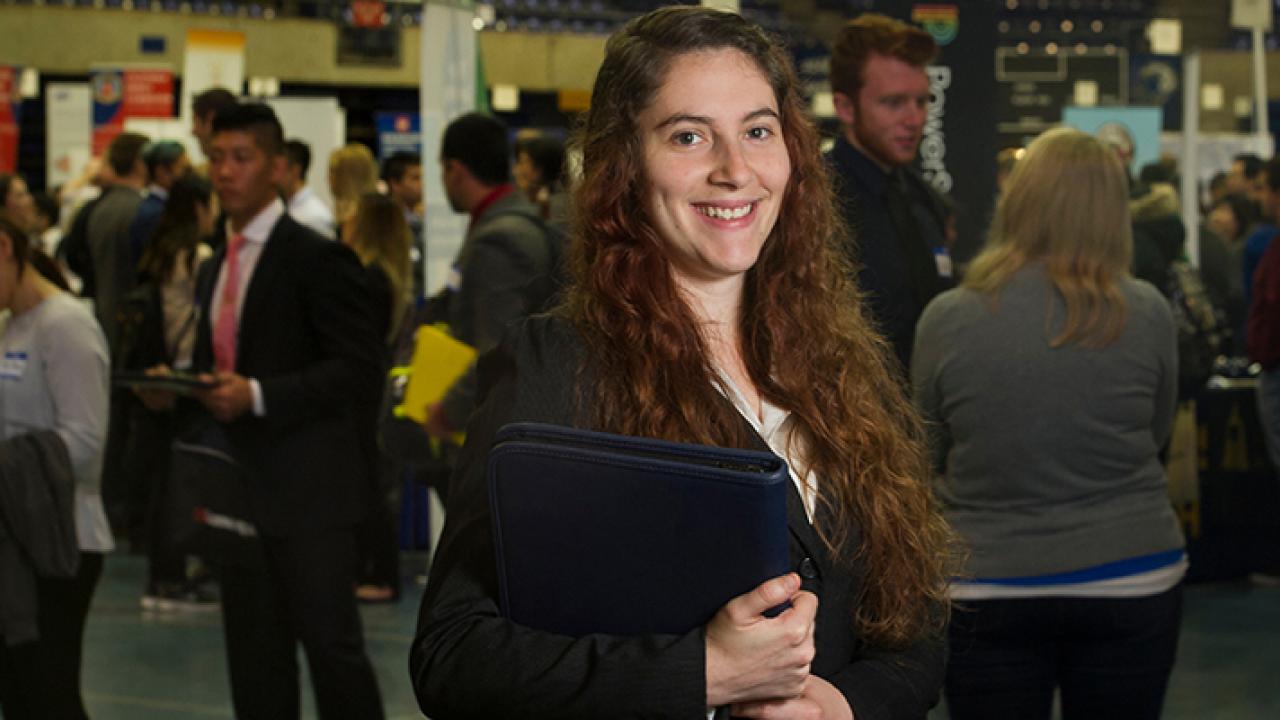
375, 111, 421, 162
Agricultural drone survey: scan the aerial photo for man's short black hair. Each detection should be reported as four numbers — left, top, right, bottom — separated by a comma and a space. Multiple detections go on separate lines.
284, 139, 312, 176
212, 102, 285, 156
441, 113, 510, 187
382, 151, 421, 183
1209, 171, 1228, 193
516, 136, 566, 187
107, 132, 150, 177
1138, 161, 1175, 187
193, 87, 239, 122
1236, 153, 1264, 180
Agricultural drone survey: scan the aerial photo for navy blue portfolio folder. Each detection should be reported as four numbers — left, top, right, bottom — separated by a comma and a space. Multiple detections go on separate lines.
487, 422, 791, 637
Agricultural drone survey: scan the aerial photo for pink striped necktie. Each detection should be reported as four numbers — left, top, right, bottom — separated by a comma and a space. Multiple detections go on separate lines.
213, 233, 247, 373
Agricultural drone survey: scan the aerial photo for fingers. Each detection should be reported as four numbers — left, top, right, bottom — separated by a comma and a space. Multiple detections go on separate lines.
730, 695, 820, 720
728, 573, 801, 623
788, 590, 818, 618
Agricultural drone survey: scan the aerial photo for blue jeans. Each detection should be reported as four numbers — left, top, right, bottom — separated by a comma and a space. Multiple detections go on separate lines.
944, 584, 1182, 720
1256, 368, 1280, 470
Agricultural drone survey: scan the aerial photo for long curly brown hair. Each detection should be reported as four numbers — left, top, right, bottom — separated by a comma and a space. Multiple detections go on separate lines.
565, 6, 953, 649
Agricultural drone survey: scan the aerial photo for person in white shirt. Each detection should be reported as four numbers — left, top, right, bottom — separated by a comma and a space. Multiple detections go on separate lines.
279, 138, 336, 240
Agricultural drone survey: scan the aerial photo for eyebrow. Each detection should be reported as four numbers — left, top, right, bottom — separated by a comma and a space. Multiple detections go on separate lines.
654, 107, 780, 130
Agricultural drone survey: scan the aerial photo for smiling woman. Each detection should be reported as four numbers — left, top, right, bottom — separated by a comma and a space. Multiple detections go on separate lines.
640, 49, 791, 298
411, 6, 954, 719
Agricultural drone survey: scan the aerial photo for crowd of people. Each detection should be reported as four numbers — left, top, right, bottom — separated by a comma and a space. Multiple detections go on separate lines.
2, 3, 1278, 719
0, 85, 569, 716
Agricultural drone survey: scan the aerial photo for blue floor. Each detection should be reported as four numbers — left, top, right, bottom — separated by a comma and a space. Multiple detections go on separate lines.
79, 555, 1280, 719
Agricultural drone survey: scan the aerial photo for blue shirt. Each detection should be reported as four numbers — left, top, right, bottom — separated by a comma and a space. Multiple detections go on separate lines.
128, 188, 167, 265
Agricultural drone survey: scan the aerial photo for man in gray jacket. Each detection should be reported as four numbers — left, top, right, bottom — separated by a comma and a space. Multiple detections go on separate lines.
423, 113, 562, 446
86, 132, 149, 355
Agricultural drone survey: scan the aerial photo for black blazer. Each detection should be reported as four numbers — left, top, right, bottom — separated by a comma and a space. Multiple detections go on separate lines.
410, 314, 945, 719
192, 213, 384, 535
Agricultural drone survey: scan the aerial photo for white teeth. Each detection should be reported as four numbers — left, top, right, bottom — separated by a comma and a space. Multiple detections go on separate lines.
697, 203, 753, 220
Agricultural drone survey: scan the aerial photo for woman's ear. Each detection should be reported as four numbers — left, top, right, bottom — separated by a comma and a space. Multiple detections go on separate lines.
0, 231, 13, 262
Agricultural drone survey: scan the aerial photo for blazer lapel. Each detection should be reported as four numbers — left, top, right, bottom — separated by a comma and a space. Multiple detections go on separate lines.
733, 410, 826, 565
235, 218, 290, 366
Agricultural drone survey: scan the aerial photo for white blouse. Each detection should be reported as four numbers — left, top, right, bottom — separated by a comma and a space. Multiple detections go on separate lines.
714, 371, 818, 522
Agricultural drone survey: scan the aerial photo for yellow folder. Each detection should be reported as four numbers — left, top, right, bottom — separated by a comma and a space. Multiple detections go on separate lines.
392, 324, 476, 431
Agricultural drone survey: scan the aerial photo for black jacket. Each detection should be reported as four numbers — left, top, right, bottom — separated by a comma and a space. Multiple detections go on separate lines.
0, 431, 79, 646
191, 214, 384, 536
411, 314, 945, 719
827, 136, 950, 373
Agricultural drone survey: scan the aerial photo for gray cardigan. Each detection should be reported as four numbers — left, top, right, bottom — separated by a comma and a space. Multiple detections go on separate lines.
912, 263, 1184, 579
0, 430, 79, 646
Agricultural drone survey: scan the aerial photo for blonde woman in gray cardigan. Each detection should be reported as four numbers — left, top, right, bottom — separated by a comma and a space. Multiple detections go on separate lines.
912, 127, 1185, 720
0, 214, 112, 718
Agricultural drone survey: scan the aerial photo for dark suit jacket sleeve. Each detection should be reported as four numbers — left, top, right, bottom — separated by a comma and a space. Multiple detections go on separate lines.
255, 240, 383, 428
831, 628, 946, 720
411, 321, 708, 719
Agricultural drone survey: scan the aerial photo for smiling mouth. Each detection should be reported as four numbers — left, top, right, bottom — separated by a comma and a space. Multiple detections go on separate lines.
693, 202, 756, 220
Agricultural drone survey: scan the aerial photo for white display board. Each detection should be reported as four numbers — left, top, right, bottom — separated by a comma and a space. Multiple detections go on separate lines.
268, 97, 347, 212
44, 82, 90, 191
420, 3, 477, 297
181, 29, 246, 165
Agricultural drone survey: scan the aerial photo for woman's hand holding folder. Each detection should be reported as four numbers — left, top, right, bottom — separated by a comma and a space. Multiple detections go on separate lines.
704, 573, 818, 708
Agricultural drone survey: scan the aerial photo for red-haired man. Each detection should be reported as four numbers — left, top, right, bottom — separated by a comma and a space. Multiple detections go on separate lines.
828, 13, 952, 372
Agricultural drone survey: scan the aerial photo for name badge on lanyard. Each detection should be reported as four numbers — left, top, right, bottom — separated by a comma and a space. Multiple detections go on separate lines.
0, 351, 29, 381
934, 247, 954, 280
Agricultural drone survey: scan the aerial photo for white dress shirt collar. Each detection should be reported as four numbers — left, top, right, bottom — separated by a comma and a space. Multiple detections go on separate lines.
225, 197, 285, 246
288, 185, 314, 209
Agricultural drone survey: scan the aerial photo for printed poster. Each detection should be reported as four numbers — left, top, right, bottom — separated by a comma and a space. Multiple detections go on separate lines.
91, 67, 174, 155
376, 111, 421, 162
46, 82, 91, 189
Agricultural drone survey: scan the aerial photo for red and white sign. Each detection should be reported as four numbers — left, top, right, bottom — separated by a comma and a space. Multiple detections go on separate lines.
91, 67, 174, 155
0, 66, 20, 174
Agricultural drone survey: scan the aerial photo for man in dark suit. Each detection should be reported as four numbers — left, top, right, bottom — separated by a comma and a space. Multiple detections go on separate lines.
827, 14, 951, 373
194, 102, 385, 719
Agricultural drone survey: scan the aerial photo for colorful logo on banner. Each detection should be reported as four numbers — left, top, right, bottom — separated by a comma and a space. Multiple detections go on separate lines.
0, 66, 20, 174
375, 111, 421, 161
91, 68, 174, 155
912, 4, 959, 46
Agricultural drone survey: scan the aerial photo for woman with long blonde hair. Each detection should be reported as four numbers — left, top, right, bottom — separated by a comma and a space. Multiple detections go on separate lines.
344, 191, 412, 605
412, 7, 952, 718
344, 192, 412, 346
327, 143, 379, 239
913, 126, 1185, 719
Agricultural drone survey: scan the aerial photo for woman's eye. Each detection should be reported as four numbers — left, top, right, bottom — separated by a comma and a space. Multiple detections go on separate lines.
747, 126, 774, 140
673, 131, 701, 146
